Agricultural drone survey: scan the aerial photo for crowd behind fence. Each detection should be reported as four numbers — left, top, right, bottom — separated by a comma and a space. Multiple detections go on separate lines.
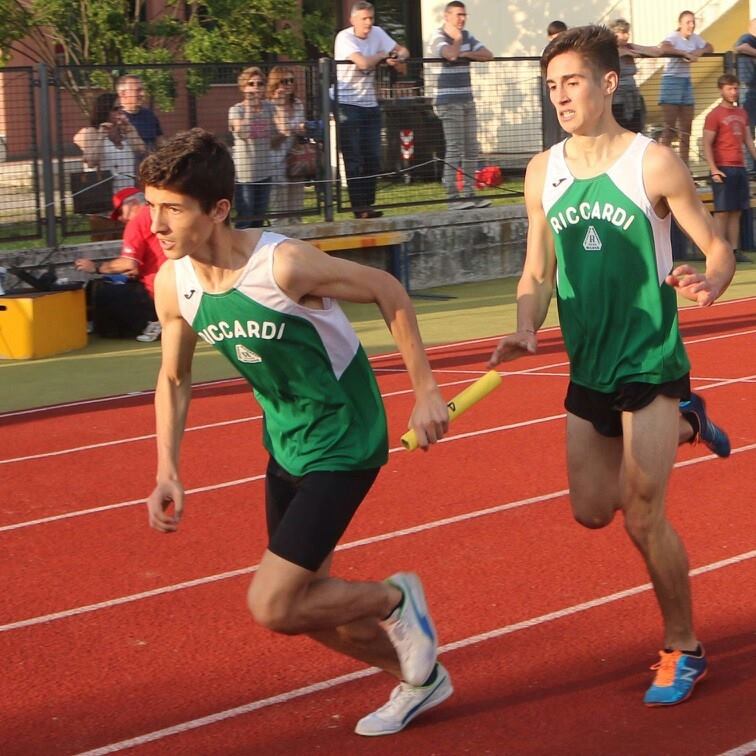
0, 53, 735, 249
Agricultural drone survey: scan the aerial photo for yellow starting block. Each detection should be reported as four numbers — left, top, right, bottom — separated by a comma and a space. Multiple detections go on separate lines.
0, 289, 87, 360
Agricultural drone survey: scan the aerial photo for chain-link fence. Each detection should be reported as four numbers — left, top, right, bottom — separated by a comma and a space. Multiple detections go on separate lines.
0, 53, 736, 249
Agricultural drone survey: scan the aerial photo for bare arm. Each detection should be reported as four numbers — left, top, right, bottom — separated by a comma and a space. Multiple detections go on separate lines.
273, 242, 449, 448
74, 256, 139, 276
347, 49, 391, 71
645, 143, 734, 305
701, 129, 725, 181
462, 45, 493, 62
146, 262, 198, 532
489, 152, 556, 366
735, 42, 756, 56
73, 127, 104, 169
624, 43, 661, 57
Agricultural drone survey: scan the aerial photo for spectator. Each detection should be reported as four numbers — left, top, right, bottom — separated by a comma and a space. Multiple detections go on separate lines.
74, 92, 145, 192
542, 20, 568, 148
228, 67, 283, 228
659, 10, 713, 165
116, 75, 165, 153
333, 1, 408, 219
609, 18, 660, 132
734, 18, 756, 169
703, 74, 755, 263
74, 187, 166, 342
267, 66, 306, 224
427, 1, 493, 210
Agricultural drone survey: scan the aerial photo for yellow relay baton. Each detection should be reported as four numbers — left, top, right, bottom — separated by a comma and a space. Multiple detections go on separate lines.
400, 370, 502, 451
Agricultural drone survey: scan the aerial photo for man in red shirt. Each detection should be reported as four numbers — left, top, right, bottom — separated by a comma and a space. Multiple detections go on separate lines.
75, 187, 167, 340
703, 73, 756, 262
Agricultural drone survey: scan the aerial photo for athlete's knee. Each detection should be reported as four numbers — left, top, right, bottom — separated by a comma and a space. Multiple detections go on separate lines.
571, 499, 616, 529
246, 583, 300, 635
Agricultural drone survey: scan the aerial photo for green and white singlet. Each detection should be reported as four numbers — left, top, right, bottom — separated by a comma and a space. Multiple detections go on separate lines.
542, 133, 690, 392
174, 232, 388, 475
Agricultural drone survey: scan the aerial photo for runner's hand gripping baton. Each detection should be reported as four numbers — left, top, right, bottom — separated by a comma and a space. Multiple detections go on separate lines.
400, 370, 502, 451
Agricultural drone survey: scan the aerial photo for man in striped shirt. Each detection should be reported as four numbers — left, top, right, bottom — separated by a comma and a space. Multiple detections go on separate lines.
427, 1, 493, 209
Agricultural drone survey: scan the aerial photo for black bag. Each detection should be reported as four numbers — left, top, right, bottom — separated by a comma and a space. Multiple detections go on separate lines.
89, 278, 154, 338
285, 139, 318, 180
70, 170, 114, 215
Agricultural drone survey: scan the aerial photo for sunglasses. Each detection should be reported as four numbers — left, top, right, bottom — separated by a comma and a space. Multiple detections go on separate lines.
279, 78, 295, 84
246, 81, 265, 88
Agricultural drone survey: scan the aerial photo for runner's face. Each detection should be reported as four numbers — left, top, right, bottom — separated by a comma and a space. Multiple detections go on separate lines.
546, 51, 614, 134
145, 186, 227, 260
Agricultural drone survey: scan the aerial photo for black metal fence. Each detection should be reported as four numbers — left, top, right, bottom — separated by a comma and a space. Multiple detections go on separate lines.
0, 53, 735, 249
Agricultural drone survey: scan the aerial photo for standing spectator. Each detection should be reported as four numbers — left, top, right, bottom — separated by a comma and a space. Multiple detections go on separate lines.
609, 18, 660, 133
74, 92, 145, 192
735, 19, 756, 169
703, 74, 755, 263
427, 1, 493, 210
659, 10, 713, 165
74, 188, 166, 341
267, 66, 306, 224
229, 67, 282, 228
334, 1, 408, 219
116, 75, 164, 153
542, 20, 569, 148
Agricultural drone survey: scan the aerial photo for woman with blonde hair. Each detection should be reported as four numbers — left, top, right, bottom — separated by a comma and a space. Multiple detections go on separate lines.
228, 67, 283, 227
267, 66, 307, 224
658, 10, 713, 164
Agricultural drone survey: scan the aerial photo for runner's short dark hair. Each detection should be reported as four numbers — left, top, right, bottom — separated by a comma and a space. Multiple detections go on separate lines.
138, 128, 235, 222
541, 24, 620, 78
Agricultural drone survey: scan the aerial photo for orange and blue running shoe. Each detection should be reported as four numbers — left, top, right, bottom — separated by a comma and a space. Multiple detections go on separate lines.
680, 393, 730, 457
643, 649, 708, 706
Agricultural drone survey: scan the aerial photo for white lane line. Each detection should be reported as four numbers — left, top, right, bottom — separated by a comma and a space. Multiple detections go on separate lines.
73, 548, 756, 756
0, 489, 568, 633
717, 740, 756, 756
3, 296, 754, 419
5, 442, 756, 632
0, 364, 571, 465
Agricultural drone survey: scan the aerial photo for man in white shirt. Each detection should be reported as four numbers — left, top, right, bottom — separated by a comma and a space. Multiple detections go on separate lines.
333, 1, 408, 218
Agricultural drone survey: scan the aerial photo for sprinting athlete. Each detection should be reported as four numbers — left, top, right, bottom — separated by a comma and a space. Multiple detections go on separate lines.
142, 128, 453, 736
488, 26, 734, 707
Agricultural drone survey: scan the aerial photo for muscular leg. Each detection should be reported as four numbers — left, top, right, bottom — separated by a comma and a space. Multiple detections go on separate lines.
248, 551, 402, 677
726, 210, 742, 250
678, 105, 694, 165
566, 412, 623, 528
620, 395, 698, 650
660, 104, 679, 148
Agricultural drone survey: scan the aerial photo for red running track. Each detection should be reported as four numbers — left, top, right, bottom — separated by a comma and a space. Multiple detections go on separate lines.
0, 297, 754, 755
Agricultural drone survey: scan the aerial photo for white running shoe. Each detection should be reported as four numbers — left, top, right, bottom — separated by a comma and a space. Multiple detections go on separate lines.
136, 320, 161, 343
380, 572, 437, 686
354, 663, 453, 736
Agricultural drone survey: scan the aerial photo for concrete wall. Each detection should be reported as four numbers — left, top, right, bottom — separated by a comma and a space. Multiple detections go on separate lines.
4, 205, 529, 292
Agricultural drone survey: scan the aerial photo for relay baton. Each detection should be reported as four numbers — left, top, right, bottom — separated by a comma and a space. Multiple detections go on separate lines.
400, 370, 502, 451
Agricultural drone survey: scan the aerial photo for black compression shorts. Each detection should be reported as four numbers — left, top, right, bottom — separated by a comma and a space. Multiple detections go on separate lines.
265, 456, 380, 572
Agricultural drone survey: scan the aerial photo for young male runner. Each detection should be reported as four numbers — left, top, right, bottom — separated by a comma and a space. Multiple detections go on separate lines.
488, 26, 734, 706
142, 128, 453, 735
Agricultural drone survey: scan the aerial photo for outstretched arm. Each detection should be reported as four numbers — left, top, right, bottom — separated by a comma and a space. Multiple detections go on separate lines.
146, 262, 198, 532
273, 242, 449, 449
489, 152, 556, 367
645, 143, 734, 305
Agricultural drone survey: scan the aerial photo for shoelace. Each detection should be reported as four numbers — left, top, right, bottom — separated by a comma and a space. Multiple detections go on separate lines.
649, 650, 681, 687
375, 682, 424, 716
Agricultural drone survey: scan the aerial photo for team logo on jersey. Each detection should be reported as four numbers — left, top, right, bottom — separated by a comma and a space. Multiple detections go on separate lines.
236, 344, 262, 363
583, 225, 602, 251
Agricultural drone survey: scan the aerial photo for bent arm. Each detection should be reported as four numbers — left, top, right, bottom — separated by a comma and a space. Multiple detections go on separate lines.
646, 144, 734, 303
735, 42, 756, 56
463, 45, 493, 62
73, 127, 104, 169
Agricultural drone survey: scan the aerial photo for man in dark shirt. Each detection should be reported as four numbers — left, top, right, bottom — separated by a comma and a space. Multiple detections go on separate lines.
116, 75, 164, 153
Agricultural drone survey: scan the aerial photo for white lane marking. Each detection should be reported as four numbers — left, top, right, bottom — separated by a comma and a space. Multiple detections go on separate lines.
717, 740, 756, 756
5, 442, 756, 632
73, 548, 756, 755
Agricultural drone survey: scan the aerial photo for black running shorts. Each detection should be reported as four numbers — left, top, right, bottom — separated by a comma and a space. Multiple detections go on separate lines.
564, 374, 691, 437
265, 456, 380, 572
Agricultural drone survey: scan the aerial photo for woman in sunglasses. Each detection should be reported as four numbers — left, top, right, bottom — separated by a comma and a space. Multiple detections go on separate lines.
229, 67, 284, 227
267, 67, 308, 224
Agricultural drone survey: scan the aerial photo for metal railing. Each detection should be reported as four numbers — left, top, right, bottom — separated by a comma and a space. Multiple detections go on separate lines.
0, 53, 733, 250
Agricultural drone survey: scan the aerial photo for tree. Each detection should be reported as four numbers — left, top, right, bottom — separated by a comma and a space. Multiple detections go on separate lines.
0, 0, 307, 115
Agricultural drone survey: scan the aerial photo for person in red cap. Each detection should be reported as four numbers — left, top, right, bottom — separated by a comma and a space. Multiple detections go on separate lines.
75, 187, 166, 341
